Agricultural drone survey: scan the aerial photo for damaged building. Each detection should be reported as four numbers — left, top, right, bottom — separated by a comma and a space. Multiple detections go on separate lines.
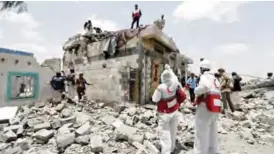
62, 24, 192, 104
0, 48, 54, 108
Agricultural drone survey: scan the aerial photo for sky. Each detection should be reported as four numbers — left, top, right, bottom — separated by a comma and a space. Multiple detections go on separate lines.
0, 1, 274, 79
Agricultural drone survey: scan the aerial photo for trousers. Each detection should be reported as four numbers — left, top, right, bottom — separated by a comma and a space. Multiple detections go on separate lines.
194, 103, 219, 154
158, 111, 179, 154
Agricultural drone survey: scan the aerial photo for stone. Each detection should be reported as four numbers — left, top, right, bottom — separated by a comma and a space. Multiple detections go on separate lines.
129, 134, 145, 143
76, 112, 90, 125
33, 122, 51, 131
90, 135, 103, 153
60, 116, 76, 125
51, 119, 62, 129
4, 146, 23, 154
4, 125, 20, 132
14, 138, 30, 151
75, 135, 90, 145
4, 130, 17, 142
144, 140, 159, 154
58, 126, 71, 135
61, 108, 72, 118
55, 103, 65, 112
9, 117, 20, 125
101, 115, 116, 125
35, 101, 45, 108
76, 122, 90, 136
56, 133, 75, 149
33, 129, 54, 143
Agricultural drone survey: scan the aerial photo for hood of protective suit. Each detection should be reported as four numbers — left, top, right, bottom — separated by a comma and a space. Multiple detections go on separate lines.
160, 65, 179, 92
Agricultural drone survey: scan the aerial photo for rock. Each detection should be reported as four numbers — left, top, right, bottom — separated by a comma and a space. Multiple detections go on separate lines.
90, 135, 103, 153
76, 122, 90, 136
75, 112, 90, 125
4, 125, 20, 132
240, 120, 253, 128
144, 140, 159, 154
14, 138, 30, 151
33, 129, 54, 143
56, 133, 75, 149
61, 108, 72, 118
60, 116, 76, 125
4, 130, 17, 142
51, 119, 62, 129
129, 134, 145, 143
75, 135, 90, 145
9, 117, 20, 125
33, 122, 51, 131
101, 115, 116, 125
35, 101, 45, 108
4, 146, 23, 154
55, 103, 65, 112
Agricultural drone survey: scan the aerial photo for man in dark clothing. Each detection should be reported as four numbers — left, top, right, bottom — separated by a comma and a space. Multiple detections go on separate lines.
231, 72, 242, 92
84, 20, 92, 31
51, 72, 66, 92
186, 73, 197, 102
131, 4, 142, 29
76, 73, 91, 101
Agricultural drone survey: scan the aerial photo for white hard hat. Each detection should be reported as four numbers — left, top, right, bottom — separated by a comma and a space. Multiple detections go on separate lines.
199, 59, 211, 69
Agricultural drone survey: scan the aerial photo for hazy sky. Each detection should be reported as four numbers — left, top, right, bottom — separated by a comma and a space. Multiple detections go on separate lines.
0, 1, 273, 78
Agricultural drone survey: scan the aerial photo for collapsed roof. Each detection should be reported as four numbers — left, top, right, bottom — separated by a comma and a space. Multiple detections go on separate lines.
62, 23, 193, 65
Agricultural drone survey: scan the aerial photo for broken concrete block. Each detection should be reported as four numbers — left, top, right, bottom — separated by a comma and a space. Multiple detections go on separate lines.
14, 138, 30, 151
4, 146, 23, 154
90, 135, 103, 153
34, 122, 51, 131
51, 119, 62, 129
4, 125, 20, 133
75, 135, 90, 145
58, 126, 71, 135
56, 133, 75, 149
9, 117, 20, 125
76, 112, 90, 125
144, 140, 159, 154
35, 101, 45, 108
55, 103, 65, 112
129, 134, 145, 143
101, 115, 116, 125
33, 129, 54, 143
60, 116, 76, 125
61, 108, 72, 118
76, 122, 90, 136
4, 130, 17, 142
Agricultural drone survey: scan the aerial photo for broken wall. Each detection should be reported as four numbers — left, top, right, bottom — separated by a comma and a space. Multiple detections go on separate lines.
73, 54, 140, 103
0, 49, 55, 107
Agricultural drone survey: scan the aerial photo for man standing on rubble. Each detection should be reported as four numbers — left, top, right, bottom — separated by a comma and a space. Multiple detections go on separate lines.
218, 68, 235, 113
193, 60, 222, 154
186, 73, 197, 103
66, 69, 76, 99
152, 65, 187, 154
131, 4, 142, 29
76, 73, 92, 102
50, 72, 66, 101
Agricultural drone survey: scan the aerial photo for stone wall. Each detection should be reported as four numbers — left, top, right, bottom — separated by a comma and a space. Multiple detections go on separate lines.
0, 51, 54, 107
73, 54, 139, 103
41, 58, 61, 73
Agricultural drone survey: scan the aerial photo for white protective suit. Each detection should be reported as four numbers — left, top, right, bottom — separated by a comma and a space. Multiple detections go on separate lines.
152, 66, 181, 154
194, 69, 221, 154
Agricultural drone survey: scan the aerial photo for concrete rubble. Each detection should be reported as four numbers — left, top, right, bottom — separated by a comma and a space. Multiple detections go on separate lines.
0, 79, 273, 154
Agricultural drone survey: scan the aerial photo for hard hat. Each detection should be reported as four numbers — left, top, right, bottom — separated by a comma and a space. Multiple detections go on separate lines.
199, 60, 211, 69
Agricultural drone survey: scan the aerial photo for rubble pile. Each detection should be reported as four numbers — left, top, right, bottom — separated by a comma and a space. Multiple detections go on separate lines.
0, 79, 273, 154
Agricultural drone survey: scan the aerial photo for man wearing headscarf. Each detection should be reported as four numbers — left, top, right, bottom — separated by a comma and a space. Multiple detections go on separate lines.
152, 65, 187, 154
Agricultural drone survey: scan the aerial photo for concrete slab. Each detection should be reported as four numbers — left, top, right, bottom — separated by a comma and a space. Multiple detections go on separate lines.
0, 107, 18, 123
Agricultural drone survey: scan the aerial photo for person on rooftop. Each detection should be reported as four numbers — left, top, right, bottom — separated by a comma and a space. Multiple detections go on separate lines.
131, 4, 142, 29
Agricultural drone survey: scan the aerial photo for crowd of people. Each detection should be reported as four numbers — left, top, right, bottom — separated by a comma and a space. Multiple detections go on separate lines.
151, 59, 246, 154
50, 69, 92, 102
182, 62, 243, 114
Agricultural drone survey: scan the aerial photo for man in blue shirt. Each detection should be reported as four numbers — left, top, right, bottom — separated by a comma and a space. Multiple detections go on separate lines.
187, 73, 197, 102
